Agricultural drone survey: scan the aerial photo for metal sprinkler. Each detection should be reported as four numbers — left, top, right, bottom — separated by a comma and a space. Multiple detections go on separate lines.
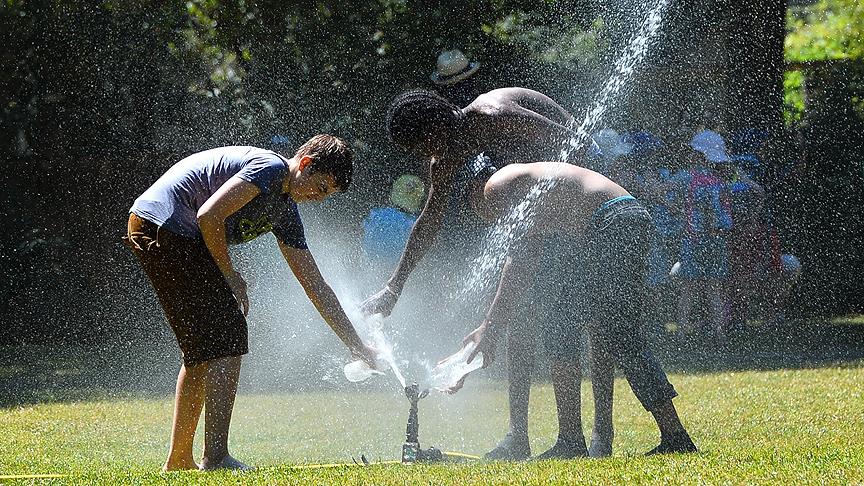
401, 382, 443, 463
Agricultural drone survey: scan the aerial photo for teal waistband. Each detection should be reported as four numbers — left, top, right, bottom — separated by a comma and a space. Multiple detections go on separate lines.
594, 195, 636, 217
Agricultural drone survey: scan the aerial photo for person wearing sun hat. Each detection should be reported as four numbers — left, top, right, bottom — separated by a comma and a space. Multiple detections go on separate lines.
586, 128, 634, 178
362, 175, 426, 268
676, 129, 735, 340
430, 49, 480, 86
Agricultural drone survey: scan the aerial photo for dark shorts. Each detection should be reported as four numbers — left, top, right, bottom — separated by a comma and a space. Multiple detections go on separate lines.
539, 235, 588, 362
124, 213, 248, 366
581, 198, 678, 410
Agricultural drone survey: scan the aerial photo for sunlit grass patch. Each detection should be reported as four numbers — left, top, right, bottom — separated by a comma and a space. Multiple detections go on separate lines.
830, 314, 864, 326
1, 366, 863, 484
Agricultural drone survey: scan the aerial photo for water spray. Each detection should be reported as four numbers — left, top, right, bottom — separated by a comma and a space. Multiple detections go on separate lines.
342, 312, 482, 464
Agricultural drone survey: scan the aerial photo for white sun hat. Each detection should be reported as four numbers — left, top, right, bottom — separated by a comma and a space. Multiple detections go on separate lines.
430, 49, 480, 85
690, 129, 731, 163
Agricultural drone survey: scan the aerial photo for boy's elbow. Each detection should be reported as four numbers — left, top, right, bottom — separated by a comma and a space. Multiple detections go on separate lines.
196, 210, 221, 230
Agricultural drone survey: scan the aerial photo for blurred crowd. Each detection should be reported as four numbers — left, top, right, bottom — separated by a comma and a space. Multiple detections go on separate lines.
584, 126, 801, 342
356, 48, 802, 343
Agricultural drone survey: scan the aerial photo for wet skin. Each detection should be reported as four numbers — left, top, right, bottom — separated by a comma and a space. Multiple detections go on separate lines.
474, 162, 630, 236
362, 88, 584, 316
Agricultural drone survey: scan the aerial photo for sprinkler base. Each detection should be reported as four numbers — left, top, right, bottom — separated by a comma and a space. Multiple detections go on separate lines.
401, 442, 444, 463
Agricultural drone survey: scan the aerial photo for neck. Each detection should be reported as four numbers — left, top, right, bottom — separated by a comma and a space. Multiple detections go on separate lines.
282, 156, 299, 193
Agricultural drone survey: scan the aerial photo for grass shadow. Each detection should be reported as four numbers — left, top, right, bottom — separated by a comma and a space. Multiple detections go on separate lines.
651, 315, 864, 374
2, 316, 863, 409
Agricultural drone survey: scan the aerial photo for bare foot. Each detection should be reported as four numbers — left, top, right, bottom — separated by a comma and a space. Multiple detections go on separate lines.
162, 457, 199, 471
199, 454, 252, 471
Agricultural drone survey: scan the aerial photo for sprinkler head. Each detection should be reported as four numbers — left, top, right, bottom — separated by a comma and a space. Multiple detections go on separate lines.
405, 383, 419, 403
404, 383, 429, 404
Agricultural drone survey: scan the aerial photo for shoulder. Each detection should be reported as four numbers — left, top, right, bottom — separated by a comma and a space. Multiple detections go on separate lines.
244, 148, 287, 168
235, 148, 288, 192
467, 88, 520, 114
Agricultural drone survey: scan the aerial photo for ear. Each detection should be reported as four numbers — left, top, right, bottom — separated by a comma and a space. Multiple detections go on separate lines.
298, 155, 313, 171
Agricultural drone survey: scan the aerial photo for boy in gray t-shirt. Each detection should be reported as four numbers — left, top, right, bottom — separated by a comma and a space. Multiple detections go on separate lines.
126, 135, 376, 471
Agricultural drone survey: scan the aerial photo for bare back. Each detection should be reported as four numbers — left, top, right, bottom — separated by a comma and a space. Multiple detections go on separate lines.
456, 88, 577, 167
481, 162, 630, 237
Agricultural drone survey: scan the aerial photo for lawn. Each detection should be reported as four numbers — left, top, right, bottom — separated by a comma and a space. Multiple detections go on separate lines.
2, 363, 863, 484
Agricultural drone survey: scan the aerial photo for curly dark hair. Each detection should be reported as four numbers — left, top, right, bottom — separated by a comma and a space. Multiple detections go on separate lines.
386, 89, 462, 151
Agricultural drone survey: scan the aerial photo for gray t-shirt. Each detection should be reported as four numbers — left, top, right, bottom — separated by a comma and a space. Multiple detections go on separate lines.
131, 146, 307, 249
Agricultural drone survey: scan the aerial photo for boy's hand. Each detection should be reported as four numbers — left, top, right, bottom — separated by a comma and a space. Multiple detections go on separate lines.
351, 342, 379, 369
444, 376, 468, 395
358, 286, 398, 317
225, 271, 250, 316
464, 323, 498, 368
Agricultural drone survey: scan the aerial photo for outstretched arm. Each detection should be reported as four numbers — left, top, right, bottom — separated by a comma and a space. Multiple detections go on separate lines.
465, 235, 542, 367
279, 241, 375, 365
359, 159, 457, 316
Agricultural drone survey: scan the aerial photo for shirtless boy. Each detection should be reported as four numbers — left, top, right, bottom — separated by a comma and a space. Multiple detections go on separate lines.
458, 161, 697, 456
362, 88, 598, 458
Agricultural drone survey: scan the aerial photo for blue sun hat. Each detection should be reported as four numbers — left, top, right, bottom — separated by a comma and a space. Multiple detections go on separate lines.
781, 253, 802, 277
588, 128, 633, 160
690, 129, 730, 163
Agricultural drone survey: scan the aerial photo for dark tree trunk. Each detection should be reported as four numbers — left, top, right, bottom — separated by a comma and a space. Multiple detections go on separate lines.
724, 0, 787, 133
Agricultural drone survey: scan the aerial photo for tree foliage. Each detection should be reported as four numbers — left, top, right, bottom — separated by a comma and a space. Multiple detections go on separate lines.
0, 0, 603, 342
785, 0, 864, 62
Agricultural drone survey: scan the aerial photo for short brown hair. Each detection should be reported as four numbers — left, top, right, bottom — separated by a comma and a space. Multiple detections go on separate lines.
295, 134, 354, 190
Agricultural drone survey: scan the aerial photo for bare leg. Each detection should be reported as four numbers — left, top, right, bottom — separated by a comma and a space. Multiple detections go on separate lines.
200, 356, 249, 470
709, 279, 731, 342
485, 320, 534, 460
508, 322, 534, 439
535, 360, 588, 460
677, 280, 693, 336
550, 360, 583, 441
588, 334, 614, 458
164, 362, 207, 471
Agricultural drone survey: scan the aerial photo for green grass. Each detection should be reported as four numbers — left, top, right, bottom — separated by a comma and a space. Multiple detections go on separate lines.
830, 314, 864, 326
2, 365, 864, 484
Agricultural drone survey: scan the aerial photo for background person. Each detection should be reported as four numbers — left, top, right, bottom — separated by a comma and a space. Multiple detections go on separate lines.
430, 48, 483, 106
361, 174, 426, 269
677, 130, 734, 341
